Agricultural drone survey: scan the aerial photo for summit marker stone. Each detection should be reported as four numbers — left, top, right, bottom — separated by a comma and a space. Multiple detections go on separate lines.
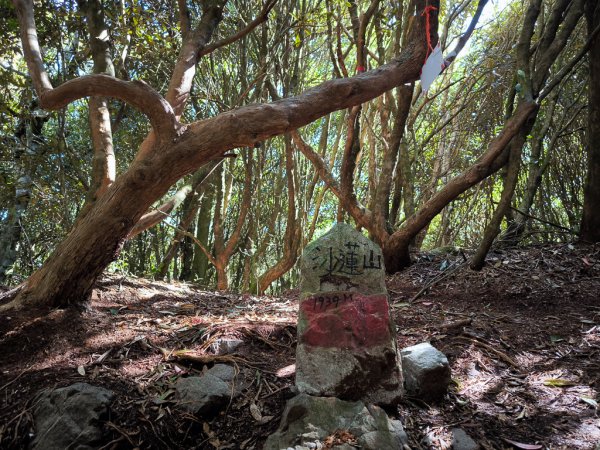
295, 222, 403, 405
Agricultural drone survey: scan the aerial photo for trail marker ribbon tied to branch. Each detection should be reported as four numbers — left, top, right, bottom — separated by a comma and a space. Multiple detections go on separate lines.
420, 5, 444, 93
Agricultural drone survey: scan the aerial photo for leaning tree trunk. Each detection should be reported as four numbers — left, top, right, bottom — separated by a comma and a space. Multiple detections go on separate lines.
382, 102, 537, 272
470, 134, 526, 270
7, 154, 178, 309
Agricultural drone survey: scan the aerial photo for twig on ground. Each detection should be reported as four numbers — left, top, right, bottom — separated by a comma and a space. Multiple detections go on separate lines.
104, 421, 137, 448
403, 262, 466, 304
454, 335, 520, 369
260, 384, 290, 399
436, 318, 472, 331
0, 366, 31, 392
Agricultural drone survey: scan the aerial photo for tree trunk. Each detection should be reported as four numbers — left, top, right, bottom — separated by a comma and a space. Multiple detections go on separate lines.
580, 2, 600, 242
155, 163, 217, 279
192, 183, 215, 284
470, 133, 526, 270
257, 135, 300, 294
383, 102, 537, 272
5, 152, 176, 310
372, 84, 413, 238
0, 101, 46, 282
212, 153, 253, 291
78, 0, 116, 218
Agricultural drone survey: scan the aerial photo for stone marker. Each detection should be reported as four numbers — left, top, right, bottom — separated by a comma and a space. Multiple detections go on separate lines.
400, 342, 451, 402
295, 222, 402, 405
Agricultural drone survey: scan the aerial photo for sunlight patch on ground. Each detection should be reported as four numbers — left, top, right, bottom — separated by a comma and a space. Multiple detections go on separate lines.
514, 351, 545, 370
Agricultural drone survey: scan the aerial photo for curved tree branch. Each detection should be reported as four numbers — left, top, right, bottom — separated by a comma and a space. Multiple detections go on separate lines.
43, 75, 178, 138
12, 0, 178, 140
384, 100, 537, 270
291, 130, 374, 231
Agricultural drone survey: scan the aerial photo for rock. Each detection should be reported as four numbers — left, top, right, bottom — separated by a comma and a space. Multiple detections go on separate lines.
401, 342, 451, 402
210, 338, 243, 355
206, 363, 236, 382
451, 428, 479, 450
295, 223, 403, 405
175, 374, 231, 415
264, 394, 408, 450
30, 382, 114, 450
175, 364, 247, 416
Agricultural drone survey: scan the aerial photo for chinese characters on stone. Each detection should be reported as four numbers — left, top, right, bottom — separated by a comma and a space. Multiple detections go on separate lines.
310, 241, 382, 277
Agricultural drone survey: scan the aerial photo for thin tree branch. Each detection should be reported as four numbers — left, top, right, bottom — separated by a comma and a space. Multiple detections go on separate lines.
177, 0, 191, 37
198, 0, 279, 58
444, 0, 488, 64
291, 130, 374, 230
503, 203, 576, 233
161, 220, 218, 266
539, 21, 600, 100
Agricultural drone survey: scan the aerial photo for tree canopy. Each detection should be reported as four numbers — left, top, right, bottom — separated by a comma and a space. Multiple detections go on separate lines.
0, 0, 597, 309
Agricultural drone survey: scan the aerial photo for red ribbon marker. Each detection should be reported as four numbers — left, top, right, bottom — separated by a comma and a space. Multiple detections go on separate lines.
422, 5, 438, 64
356, 65, 366, 73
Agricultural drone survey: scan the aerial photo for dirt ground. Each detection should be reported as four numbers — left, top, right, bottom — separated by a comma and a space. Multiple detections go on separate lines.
1, 243, 599, 449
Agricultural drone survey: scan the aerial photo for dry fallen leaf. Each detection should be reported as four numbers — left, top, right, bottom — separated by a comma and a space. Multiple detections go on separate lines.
502, 437, 543, 449
250, 402, 262, 421
580, 396, 599, 409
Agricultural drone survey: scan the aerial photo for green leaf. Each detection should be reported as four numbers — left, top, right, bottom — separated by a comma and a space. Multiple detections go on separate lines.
543, 378, 577, 387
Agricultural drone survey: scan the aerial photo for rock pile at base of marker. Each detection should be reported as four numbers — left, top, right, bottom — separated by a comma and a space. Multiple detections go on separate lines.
295, 222, 402, 405
263, 394, 408, 450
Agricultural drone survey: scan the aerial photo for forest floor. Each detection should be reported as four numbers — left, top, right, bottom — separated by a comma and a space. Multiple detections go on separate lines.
1, 243, 599, 450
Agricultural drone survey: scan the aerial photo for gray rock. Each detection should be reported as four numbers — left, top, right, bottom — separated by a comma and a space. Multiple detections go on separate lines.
264, 394, 408, 450
174, 364, 250, 416
206, 363, 236, 382
451, 428, 479, 450
401, 342, 451, 402
175, 374, 231, 415
30, 382, 114, 450
295, 223, 403, 405
211, 339, 243, 355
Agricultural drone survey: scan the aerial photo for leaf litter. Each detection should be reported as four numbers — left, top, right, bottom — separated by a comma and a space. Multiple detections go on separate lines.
0, 243, 599, 449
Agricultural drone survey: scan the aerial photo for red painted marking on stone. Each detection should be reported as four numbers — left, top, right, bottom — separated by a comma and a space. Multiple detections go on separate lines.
299, 294, 391, 349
